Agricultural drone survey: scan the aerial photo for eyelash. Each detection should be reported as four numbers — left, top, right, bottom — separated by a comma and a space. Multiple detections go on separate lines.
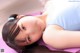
17, 40, 25, 43
22, 26, 26, 30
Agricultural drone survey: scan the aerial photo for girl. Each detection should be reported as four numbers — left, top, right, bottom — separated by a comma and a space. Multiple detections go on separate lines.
2, 0, 80, 53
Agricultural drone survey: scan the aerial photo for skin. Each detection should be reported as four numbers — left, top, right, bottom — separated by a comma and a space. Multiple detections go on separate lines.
15, 16, 46, 46
10, 0, 80, 49
15, 13, 80, 49
43, 25, 80, 49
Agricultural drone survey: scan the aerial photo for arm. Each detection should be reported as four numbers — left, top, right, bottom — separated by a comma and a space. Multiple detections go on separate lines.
43, 25, 80, 49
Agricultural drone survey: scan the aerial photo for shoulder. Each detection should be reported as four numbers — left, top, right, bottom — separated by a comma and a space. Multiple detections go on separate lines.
42, 25, 64, 42
42, 25, 64, 49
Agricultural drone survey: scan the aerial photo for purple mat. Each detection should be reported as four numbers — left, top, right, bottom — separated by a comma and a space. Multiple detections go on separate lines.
0, 37, 80, 53
46, 44, 80, 53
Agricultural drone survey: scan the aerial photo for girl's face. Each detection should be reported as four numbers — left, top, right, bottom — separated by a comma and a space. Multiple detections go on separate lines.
15, 16, 45, 46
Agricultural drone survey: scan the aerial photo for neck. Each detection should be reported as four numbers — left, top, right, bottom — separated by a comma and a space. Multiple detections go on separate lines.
35, 14, 47, 32
36, 14, 47, 25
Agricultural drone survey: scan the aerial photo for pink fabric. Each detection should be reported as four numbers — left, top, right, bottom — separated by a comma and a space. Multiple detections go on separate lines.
0, 37, 17, 53
39, 40, 80, 53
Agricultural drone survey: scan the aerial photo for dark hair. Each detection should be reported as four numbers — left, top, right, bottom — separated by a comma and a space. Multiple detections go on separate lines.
22, 43, 72, 53
2, 14, 22, 53
2, 14, 72, 53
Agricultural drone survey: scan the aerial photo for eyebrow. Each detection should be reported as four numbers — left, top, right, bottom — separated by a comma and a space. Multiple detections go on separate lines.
18, 22, 23, 31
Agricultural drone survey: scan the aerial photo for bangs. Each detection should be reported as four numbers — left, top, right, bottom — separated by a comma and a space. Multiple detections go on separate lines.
2, 18, 23, 51
8, 18, 21, 42
9, 25, 20, 42
2, 18, 21, 49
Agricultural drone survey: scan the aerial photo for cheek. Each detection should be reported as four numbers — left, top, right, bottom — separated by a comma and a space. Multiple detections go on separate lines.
31, 32, 42, 43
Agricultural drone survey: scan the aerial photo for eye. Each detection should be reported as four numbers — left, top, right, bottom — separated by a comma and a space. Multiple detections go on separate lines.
20, 40, 26, 42
22, 26, 26, 30
21, 23, 26, 30
16, 40, 26, 43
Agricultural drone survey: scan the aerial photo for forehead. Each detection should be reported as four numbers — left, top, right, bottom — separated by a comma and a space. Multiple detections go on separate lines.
17, 16, 37, 25
19, 16, 37, 21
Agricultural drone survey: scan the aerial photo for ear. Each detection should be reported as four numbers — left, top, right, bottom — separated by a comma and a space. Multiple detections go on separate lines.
16, 15, 25, 19
9, 14, 18, 19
